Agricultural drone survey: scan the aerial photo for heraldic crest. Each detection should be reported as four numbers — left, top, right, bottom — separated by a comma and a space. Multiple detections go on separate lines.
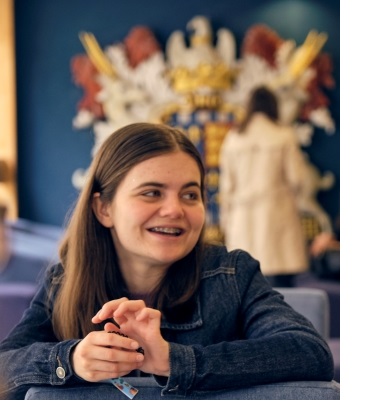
71, 15, 336, 242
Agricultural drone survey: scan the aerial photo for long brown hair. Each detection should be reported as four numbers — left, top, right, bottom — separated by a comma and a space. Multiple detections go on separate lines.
51, 123, 207, 339
238, 86, 279, 133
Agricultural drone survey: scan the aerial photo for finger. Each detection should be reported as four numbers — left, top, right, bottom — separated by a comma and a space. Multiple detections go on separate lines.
82, 357, 143, 382
104, 330, 143, 352
83, 330, 138, 352
100, 342, 144, 364
92, 297, 128, 323
103, 322, 123, 334
102, 325, 141, 350
135, 307, 162, 323
78, 352, 144, 382
112, 300, 146, 318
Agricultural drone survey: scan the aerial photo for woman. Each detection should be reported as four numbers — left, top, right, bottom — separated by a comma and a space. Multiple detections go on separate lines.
0, 123, 333, 399
219, 86, 309, 287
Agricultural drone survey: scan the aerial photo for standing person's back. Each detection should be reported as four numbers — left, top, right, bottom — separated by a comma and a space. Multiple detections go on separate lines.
219, 86, 308, 287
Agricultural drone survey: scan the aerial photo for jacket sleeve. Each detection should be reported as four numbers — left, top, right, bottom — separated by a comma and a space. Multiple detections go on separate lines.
0, 266, 83, 399
155, 251, 334, 397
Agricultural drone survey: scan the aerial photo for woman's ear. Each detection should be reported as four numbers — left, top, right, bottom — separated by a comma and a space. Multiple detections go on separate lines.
92, 193, 113, 227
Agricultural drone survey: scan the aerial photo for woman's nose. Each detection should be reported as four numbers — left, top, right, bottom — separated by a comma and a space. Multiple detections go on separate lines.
159, 196, 184, 218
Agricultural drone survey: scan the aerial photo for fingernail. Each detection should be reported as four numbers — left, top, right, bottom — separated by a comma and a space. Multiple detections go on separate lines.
92, 309, 101, 320
130, 341, 139, 349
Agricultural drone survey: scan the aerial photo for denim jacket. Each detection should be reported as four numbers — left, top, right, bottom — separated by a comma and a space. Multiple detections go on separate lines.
0, 245, 334, 399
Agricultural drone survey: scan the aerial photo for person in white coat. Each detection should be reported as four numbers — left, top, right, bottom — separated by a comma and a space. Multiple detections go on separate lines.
219, 86, 308, 287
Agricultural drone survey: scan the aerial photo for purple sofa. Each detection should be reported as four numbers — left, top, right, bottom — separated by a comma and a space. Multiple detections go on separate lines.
0, 218, 63, 341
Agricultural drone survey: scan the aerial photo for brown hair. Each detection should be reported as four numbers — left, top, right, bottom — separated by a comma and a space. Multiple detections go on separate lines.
51, 123, 206, 339
238, 86, 279, 133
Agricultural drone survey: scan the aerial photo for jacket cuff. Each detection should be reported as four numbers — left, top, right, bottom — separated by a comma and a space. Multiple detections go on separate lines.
154, 342, 196, 397
49, 339, 81, 385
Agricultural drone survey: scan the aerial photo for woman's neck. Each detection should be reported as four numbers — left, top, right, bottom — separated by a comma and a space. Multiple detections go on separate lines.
119, 261, 166, 294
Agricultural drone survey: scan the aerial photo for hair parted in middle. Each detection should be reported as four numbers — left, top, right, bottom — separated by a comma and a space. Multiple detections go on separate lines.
52, 122, 207, 339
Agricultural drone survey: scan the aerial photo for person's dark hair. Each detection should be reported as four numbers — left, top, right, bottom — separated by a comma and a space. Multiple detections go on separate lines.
51, 123, 207, 339
238, 86, 279, 133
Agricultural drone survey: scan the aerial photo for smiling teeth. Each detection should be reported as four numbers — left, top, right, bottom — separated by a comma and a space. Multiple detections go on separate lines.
150, 227, 182, 235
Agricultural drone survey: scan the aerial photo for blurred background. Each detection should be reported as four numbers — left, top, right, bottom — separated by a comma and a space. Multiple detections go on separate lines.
0, 0, 339, 228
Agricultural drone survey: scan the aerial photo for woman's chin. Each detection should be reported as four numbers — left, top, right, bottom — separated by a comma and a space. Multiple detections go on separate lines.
151, 248, 189, 266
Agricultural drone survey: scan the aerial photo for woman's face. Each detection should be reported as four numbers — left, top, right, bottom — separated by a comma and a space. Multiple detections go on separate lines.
94, 151, 205, 275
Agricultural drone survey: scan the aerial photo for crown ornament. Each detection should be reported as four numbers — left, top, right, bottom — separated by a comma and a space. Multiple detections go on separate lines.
165, 16, 238, 108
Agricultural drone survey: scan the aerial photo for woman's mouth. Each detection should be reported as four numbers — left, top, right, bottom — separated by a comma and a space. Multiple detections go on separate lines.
148, 227, 183, 236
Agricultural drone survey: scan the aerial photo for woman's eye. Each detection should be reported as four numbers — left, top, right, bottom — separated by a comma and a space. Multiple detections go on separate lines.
143, 190, 161, 197
182, 192, 200, 200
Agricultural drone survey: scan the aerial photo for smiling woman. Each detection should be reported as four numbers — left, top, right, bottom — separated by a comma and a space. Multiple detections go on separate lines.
91, 149, 205, 295
0, 122, 337, 400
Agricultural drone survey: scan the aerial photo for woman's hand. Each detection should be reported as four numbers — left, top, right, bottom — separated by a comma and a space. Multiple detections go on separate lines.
92, 298, 170, 377
71, 329, 144, 382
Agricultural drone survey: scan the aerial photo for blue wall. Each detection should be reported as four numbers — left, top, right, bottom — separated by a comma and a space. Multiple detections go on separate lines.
15, 0, 340, 227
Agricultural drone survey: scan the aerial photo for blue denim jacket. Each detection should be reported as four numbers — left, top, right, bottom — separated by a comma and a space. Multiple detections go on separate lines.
0, 245, 334, 399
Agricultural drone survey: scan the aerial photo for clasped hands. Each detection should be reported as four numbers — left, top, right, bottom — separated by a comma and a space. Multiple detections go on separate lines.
71, 298, 170, 382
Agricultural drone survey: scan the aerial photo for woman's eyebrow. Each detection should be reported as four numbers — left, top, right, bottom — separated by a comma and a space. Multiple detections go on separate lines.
182, 181, 201, 189
135, 181, 201, 189
136, 182, 164, 188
